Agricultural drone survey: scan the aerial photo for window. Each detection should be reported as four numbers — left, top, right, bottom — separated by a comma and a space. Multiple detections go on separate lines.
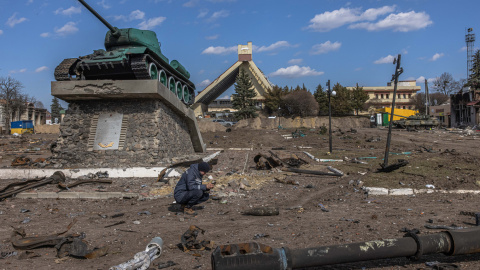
381, 94, 384, 99
403, 94, 406, 99
398, 94, 401, 99
408, 106, 411, 109
375, 94, 379, 99
403, 106, 406, 109
408, 94, 411, 98
386, 94, 389, 99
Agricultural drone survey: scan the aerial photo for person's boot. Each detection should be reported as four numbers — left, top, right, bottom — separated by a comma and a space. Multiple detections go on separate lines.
180, 204, 186, 211
184, 206, 197, 216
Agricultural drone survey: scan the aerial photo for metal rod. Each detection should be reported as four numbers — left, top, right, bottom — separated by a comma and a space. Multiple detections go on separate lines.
383, 54, 402, 168
327, 79, 333, 153
77, 0, 117, 34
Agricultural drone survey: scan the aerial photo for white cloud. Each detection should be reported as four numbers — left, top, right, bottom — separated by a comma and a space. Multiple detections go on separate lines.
6, 13, 28, 27
205, 34, 219, 40
0, 30, 3, 35
198, 9, 209, 18
198, 79, 211, 87
35, 66, 48, 73
40, 32, 50, 37
97, 0, 111, 9
220, 95, 230, 99
460, 46, 467, 52
130, 10, 146, 20
9, 68, 27, 74
208, 0, 236, 2
349, 11, 432, 32
416, 76, 436, 84
311, 41, 341, 55
183, 0, 199, 7
255, 41, 296, 53
54, 6, 81, 16
307, 6, 395, 32
202, 45, 237, 55
208, 10, 229, 21
269, 65, 324, 78
429, 53, 444, 61
374, 54, 395, 64
27, 0, 34, 4
288, 58, 303, 65
138, 17, 166, 30
55, 22, 79, 36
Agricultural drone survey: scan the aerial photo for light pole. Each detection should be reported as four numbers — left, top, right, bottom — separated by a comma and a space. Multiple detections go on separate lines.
326, 80, 336, 153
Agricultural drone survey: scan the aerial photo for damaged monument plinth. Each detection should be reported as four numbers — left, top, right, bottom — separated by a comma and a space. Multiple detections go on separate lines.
51, 80, 205, 168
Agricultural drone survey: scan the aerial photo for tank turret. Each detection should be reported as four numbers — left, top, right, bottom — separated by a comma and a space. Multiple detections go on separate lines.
54, 0, 195, 105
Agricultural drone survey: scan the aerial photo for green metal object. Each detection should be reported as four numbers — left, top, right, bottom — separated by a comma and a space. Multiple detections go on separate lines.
54, 0, 195, 105
393, 114, 440, 129
176, 82, 183, 100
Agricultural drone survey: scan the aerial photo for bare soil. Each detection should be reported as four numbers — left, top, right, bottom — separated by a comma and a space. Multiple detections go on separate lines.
1, 118, 480, 270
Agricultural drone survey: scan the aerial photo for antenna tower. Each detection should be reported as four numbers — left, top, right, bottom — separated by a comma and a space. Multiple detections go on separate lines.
466, 28, 475, 79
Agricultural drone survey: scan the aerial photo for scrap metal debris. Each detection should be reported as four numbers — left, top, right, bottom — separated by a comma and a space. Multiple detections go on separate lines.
242, 207, 279, 216
179, 225, 214, 254
10, 219, 107, 259
58, 179, 113, 190
377, 159, 409, 173
0, 171, 66, 200
110, 237, 163, 270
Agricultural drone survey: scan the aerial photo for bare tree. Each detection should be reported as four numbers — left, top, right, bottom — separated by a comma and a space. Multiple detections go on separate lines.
412, 93, 426, 114
281, 89, 318, 117
432, 72, 465, 95
0, 76, 25, 133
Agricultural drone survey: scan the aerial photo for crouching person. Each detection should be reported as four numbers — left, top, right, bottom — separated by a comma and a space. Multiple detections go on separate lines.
174, 162, 214, 215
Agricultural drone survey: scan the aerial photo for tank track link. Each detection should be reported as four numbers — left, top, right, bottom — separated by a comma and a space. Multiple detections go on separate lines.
131, 54, 151, 80
54, 58, 79, 81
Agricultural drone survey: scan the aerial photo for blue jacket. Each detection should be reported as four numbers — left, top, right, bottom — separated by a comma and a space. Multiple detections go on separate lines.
174, 164, 207, 199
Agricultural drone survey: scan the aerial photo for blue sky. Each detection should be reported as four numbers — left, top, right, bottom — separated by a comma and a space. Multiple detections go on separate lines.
0, 0, 478, 109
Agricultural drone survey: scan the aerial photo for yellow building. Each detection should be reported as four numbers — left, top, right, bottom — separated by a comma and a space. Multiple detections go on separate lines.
348, 80, 421, 114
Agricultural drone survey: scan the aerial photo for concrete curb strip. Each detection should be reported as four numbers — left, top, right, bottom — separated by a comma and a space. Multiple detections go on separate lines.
0, 167, 181, 180
15, 192, 139, 199
366, 187, 480, 196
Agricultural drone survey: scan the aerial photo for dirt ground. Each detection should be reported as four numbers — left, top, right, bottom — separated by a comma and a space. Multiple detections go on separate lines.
1, 118, 480, 270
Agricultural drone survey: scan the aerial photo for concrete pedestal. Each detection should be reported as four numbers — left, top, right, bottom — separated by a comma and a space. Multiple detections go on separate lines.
51, 80, 205, 168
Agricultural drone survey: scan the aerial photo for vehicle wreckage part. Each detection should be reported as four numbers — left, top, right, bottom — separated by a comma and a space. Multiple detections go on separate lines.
0, 171, 65, 200
110, 237, 163, 270
282, 166, 343, 177
211, 227, 480, 270
58, 179, 113, 189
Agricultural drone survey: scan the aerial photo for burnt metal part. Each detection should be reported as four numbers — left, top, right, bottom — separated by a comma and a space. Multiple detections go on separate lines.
180, 225, 214, 252
242, 207, 279, 216
0, 177, 45, 193
104, 221, 126, 228
282, 166, 344, 177
58, 179, 113, 189
211, 227, 480, 270
0, 171, 66, 200
377, 159, 409, 173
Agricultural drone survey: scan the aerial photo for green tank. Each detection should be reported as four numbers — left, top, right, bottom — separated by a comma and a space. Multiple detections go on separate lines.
54, 0, 195, 105
393, 114, 440, 129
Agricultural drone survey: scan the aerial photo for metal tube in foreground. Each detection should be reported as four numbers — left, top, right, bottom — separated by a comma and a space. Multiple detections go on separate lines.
212, 227, 480, 270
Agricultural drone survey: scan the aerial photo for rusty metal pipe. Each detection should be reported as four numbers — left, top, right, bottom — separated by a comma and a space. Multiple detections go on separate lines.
211, 227, 480, 270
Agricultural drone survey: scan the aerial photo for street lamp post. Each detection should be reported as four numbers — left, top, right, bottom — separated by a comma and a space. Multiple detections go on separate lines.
326, 80, 336, 153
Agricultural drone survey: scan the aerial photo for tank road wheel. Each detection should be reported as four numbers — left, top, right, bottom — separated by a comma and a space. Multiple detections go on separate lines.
182, 85, 190, 103
168, 77, 176, 93
158, 69, 167, 86
176, 81, 183, 100
148, 63, 158, 80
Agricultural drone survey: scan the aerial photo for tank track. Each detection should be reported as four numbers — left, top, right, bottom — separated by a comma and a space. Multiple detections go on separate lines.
54, 58, 79, 81
131, 54, 151, 80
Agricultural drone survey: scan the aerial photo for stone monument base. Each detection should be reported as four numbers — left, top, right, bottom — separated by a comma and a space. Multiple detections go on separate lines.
51, 80, 205, 168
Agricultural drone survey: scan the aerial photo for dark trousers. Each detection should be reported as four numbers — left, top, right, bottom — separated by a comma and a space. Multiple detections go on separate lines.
175, 190, 209, 207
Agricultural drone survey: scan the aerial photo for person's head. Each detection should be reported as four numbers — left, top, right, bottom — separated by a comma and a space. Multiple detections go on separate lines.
198, 162, 210, 175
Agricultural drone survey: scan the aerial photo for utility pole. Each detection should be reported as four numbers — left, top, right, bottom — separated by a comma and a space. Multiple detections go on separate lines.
326, 80, 335, 153
382, 54, 403, 169
425, 79, 429, 115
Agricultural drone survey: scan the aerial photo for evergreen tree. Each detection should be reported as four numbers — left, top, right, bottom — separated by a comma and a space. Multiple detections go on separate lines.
313, 83, 328, 115
50, 97, 64, 124
263, 85, 288, 115
331, 83, 353, 115
468, 49, 480, 89
231, 69, 258, 119
351, 83, 369, 115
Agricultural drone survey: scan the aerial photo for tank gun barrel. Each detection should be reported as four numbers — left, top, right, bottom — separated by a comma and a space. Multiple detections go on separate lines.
77, 0, 119, 36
